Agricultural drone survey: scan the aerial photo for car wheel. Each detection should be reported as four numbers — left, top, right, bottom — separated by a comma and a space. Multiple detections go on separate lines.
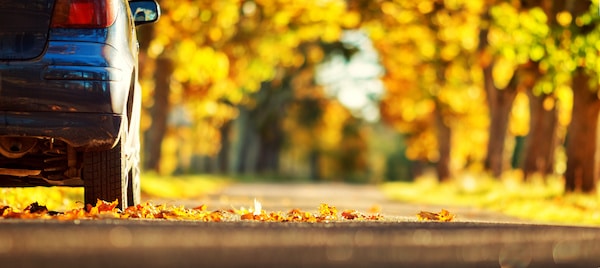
83, 139, 128, 210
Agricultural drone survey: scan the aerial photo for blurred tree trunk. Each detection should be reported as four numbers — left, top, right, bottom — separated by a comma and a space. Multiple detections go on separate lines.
479, 10, 518, 178
143, 57, 172, 172
519, 61, 558, 180
523, 91, 558, 180
482, 64, 518, 178
434, 100, 451, 181
309, 149, 321, 181
518, 0, 557, 180
247, 77, 294, 174
217, 120, 232, 173
564, 68, 600, 192
234, 80, 290, 175
545, 0, 597, 192
233, 106, 258, 173
256, 119, 283, 173
424, 3, 452, 182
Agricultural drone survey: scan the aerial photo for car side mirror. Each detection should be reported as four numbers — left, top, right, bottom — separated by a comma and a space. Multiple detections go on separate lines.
129, 0, 160, 26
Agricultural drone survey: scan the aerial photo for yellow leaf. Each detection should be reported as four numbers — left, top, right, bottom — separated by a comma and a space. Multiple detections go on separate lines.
417, 209, 455, 222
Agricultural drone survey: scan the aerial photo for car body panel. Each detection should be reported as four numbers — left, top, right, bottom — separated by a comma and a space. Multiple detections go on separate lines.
0, 0, 158, 190
0, 0, 135, 150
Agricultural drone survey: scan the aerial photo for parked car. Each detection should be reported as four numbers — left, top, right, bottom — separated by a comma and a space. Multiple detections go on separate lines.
0, 0, 159, 210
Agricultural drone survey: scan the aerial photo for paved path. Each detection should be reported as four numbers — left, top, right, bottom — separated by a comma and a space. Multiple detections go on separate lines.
166, 182, 529, 223
2, 183, 599, 267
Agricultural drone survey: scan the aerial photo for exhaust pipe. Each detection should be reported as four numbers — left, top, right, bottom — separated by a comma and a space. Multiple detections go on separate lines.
0, 137, 38, 158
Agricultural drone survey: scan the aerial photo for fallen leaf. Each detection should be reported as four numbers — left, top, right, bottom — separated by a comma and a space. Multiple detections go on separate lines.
25, 202, 48, 214
417, 209, 455, 222
342, 210, 360, 220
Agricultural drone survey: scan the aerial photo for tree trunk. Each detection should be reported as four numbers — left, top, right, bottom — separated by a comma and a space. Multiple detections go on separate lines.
564, 69, 600, 192
308, 148, 321, 181
522, 90, 558, 179
234, 79, 290, 175
143, 57, 172, 172
434, 101, 451, 181
483, 64, 518, 178
518, 61, 559, 180
256, 119, 283, 173
478, 10, 519, 178
233, 106, 258, 174
217, 120, 232, 173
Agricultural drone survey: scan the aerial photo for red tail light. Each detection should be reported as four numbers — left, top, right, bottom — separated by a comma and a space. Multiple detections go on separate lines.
51, 0, 118, 28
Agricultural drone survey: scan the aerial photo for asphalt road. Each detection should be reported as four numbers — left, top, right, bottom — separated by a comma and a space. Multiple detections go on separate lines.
1, 220, 599, 268
1, 183, 599, 268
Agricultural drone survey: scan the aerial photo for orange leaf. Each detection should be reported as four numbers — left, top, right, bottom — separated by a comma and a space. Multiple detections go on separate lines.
241, 213, 254, 220
342, 210, 360, 220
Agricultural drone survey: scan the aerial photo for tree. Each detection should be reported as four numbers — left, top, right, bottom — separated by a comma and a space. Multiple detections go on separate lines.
481, 1, 561, 179
515, 1, 560, 181
521, 65, 559, 179
143, 57, 173, 171
565, 68, 600, 192
479, 2, 521, 178
140, 0, 361, 173
360, 0, 484, 181
234, 78, 291, 174
539, 0, 599, 192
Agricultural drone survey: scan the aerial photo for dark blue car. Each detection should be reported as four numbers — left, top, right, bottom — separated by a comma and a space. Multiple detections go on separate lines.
0, 0, 159, 210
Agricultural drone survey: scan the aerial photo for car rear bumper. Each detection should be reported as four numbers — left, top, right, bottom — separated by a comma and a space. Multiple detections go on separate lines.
0, 40, 129, 150
0, 111, 122, 150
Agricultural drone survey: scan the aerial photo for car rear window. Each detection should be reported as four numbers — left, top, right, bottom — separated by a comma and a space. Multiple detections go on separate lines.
0, 0, 53, 60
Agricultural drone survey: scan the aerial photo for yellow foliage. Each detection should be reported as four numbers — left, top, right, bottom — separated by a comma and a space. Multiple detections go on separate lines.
365, 0, 493, 167
144, 0, 365, 163
138, 0, 597, 186
320, 101, 350, 149
556, 11, 572, 27
509, 92, 530, 136
492, 57, 516, 88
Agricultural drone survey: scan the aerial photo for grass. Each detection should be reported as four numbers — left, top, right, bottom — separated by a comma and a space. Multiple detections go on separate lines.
0, 173, 231, 211
381, 170, 600, 226
140, 172, 230, 199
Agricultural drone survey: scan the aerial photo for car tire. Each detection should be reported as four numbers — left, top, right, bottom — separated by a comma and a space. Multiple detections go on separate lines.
83, 139, 128, 210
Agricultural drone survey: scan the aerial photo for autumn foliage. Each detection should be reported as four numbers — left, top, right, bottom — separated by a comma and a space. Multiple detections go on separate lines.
0, 200, 383, 222
136, 0, 600, 193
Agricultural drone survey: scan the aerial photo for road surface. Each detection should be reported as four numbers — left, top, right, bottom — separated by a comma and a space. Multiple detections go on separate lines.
1, 183, 599, 267
160, 182, 528, 223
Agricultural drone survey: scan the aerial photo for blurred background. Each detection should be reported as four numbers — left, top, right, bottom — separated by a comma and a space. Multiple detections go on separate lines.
136, 0, 600, 194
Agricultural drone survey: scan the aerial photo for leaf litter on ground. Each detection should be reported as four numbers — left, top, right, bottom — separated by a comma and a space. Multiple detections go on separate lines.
0, 199, 386, 222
